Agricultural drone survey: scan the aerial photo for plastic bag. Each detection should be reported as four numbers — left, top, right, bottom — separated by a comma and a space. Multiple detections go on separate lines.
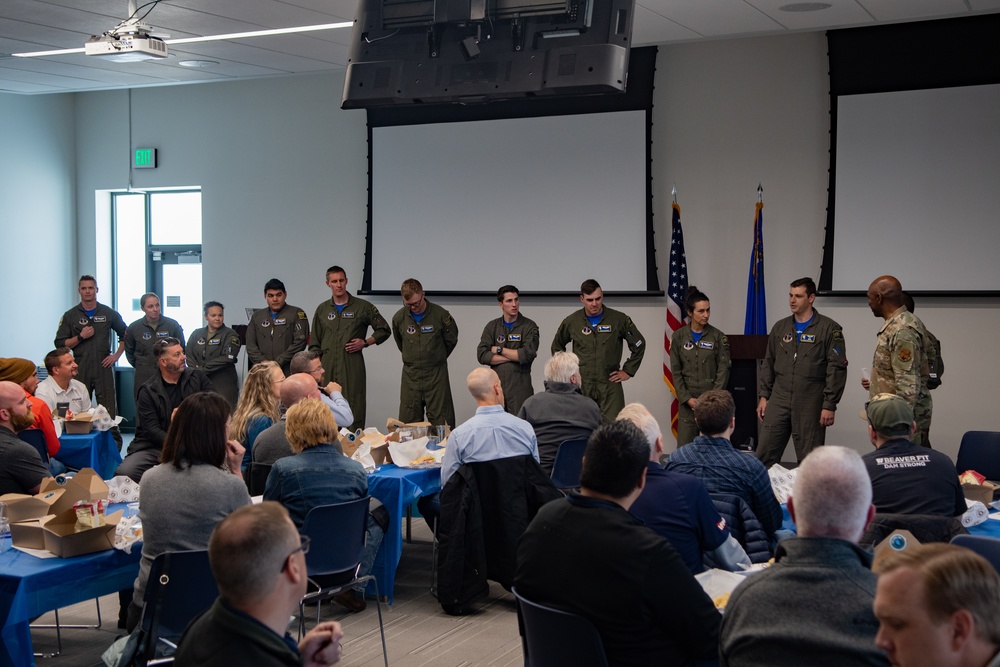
352, 441, 377, 473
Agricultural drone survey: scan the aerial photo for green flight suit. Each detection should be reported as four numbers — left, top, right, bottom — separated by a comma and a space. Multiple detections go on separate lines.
54, 302, 127, 420
392, 300, 458, 426
245, 303, 309, 376
124, 316, 185, 399
187, 325, 241, 407
310, 293, 390, 431
870, 306, 931, 446
551, 307, 646, 422
476, 313, 540, 416
757, 309, 848, 467
669, 323, 731, 447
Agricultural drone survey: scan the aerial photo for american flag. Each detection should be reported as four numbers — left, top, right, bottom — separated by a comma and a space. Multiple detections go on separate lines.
664, 201, 689, 439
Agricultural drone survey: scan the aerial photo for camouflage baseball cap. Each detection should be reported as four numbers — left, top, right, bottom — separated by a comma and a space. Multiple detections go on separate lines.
865, 393, 914, 435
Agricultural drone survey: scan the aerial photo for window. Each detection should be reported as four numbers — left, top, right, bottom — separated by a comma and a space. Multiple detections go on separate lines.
112, 190, 203, 365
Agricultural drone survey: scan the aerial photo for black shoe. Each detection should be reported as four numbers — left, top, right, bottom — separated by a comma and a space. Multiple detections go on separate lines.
333, 590, 367, 613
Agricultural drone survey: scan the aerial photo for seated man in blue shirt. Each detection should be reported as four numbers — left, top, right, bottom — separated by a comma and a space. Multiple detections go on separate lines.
418, 367, 540, 523
666, 389, 783, 542
620, 402, 749, 574
174, 502, 343, 666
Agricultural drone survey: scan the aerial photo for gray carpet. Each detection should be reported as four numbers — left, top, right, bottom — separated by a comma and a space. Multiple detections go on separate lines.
29, 521, 523, 666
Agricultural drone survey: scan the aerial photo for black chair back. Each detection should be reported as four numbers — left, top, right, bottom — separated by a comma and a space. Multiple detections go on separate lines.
247, 462, 273, 496
956, 431, 1000, 480
550, 438, 588, 490
513, 587, 609, 667
300, 497, 369, 577
18, 429, 49, 465
951, 534, 1000, 574
140, 549, 218, 662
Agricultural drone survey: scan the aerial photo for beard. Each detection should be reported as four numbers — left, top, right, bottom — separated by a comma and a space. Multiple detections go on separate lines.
10, 407, 35, 432
163, 359, 186, 374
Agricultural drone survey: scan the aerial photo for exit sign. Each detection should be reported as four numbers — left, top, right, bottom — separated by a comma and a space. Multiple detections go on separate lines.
134, 148, 157, 169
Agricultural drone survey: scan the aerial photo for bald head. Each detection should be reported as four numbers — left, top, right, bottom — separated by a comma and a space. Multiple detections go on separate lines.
0, 380, 23, 408
281, 373, 320, 408
467, 367, 503, 406
867, 275, 904, 319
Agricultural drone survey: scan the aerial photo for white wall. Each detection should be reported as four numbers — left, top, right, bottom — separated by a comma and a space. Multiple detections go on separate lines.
0, 93, 77, 360
9, 31, 993, 464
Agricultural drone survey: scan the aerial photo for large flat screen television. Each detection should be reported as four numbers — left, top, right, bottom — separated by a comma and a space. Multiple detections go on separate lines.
341, 0, 636, 108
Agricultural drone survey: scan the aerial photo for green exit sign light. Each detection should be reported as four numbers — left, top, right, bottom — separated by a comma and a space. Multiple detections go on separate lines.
134, 148, 157, 169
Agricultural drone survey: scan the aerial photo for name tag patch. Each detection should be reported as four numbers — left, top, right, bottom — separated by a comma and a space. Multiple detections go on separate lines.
698, 341, 714, 349
342, 312, 355, 319
93, 316, 107, 323
597, 325, 612, 333
209, 338, 221, 345
156, 331, 170, 337
800, 334, 816, 343
509, 334, 522, 342
275, 318, 286, 326
421, 325, 434, 333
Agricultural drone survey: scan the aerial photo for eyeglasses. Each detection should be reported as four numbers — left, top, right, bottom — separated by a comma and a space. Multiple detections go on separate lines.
281, 534, 310, 572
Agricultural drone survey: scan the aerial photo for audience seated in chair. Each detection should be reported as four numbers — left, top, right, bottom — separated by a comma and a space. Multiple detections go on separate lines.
517, 352, 602, 475
263, 398, 383, 614
665, 389, 784, 542
721, 446, 889, 667
515, 420, 721, 666
252, 373, 331, 466
0, 380, 49, 495
174, 502, 344, 667
0, 357, 64, 474
862, 393, 965, 517
619, 402, 749, 574
874, 543, 1000, 667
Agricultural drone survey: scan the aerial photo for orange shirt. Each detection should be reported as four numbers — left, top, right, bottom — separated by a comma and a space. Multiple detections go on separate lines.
26, 391, 60, 457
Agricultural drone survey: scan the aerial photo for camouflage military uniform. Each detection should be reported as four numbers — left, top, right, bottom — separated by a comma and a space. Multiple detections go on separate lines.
669, 323, 731, 447
756, 310, 848, 467
871, 307, 931, 446
551, 307, 645, 422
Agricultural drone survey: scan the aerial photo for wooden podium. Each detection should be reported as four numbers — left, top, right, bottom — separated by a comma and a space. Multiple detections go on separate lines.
725, 335, 768, 450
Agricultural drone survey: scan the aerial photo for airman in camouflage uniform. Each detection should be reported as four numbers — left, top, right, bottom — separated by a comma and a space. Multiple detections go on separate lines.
864, 276, 931, 446
551, 279, 645, 422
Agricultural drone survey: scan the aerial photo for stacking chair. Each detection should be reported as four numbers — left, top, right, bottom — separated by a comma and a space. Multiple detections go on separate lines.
246, 462, 272, 496
18, 429, 49, 465
549, 438, 589, 491
512, 587, 609, 667
139, 549, 218, 665
955, 431, 1000, 481
298, 498, 388, 667
951, 534, 1000, 573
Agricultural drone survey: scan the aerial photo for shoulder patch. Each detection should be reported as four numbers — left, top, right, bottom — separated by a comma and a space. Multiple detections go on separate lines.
898, 348, 911, 363
832, 329, 844, 341
297, 311, 307, 320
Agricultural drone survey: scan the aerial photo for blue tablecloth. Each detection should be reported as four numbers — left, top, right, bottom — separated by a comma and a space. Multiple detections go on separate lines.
58, 431, 122, 480
366, 465, 441, 603
0, 536, 141, 667
968, 513, 1000, 538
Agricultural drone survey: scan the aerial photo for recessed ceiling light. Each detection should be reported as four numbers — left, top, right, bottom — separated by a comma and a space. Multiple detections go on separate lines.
178, 59, 218, 68
779, 2, 832, 11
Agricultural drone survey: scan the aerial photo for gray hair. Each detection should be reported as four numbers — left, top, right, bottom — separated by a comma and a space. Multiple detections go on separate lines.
792, 446, 872, 542
545, 351, 580, 384
616, 403, 661, 457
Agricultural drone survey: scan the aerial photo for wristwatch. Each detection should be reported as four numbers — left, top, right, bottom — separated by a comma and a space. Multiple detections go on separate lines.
495, 346, 503, 355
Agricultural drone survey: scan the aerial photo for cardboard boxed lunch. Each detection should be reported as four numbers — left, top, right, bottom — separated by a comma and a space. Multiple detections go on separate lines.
962, 481, 997, 505
41, 507, 123, 557
39, 469, 109, 513
9, 515, 55, 550
64, 412, 94, 434
0, 488, 68, 523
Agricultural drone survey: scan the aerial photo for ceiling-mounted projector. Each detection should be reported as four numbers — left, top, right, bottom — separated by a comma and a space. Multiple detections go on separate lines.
85, 32, 167, 62
84, 0, 169, 63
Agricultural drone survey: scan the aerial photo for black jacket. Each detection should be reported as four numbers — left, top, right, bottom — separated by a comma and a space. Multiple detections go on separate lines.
131, 368, 213, 453
436, 455, 562, 613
